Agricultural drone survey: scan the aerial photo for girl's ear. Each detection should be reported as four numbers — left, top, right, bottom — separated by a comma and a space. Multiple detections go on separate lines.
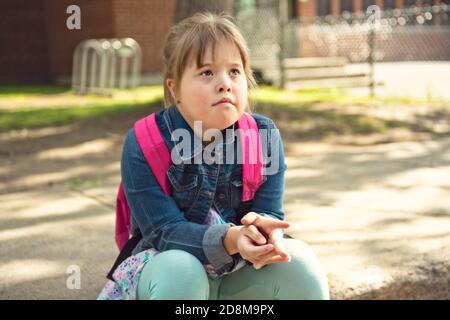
166, 78, 181, 104
166, 79, 181, 104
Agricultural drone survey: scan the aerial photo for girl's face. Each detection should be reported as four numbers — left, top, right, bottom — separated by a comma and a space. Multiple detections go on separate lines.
167, 40, 248, 137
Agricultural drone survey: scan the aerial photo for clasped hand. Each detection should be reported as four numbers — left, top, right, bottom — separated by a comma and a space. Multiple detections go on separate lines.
236, 212, 291, 270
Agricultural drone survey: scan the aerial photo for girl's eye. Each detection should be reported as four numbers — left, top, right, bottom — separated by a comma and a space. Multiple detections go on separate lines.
200, 69, 241, 77
230, 68, 241, 76
200, 70, 213, 77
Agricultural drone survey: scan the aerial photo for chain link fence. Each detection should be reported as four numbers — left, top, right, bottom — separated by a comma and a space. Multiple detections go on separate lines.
298, 4, 450, 62
236, 6, 281, 84
235, 2, 450, 90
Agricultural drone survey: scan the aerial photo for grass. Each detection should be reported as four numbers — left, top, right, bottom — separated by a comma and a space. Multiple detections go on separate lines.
0, 102, 154, 131
253, 85, 450, 108
0, 86, 164, 132
0, 85, 72, 98
256, 100, 406, 140
0, 84, 447, 137
252, 86, 448, 140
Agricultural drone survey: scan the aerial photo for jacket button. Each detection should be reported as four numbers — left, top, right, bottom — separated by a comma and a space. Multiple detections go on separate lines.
201, 191, 213, 198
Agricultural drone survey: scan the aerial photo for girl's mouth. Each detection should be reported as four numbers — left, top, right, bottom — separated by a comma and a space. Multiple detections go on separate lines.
214, 97, 234, 106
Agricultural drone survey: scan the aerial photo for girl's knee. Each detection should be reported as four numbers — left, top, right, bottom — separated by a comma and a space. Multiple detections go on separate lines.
137, 249, 209, 300
154, 249, 209, 287
277, 239, 330, 300
156, 249, 205, 273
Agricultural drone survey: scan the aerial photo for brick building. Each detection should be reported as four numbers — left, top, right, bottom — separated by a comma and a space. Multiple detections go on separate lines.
0, 0, 176, 84
1, 0, 448, 84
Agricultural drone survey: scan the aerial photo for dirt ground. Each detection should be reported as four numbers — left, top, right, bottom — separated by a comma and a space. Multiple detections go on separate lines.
0, 102, 449, 299
1, 100, 449, 195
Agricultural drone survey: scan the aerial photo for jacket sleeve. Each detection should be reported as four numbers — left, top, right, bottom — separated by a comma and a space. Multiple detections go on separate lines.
121, 129, 240, 275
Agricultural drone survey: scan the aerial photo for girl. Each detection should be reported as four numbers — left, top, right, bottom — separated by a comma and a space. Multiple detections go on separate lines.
98, 12, 329, 300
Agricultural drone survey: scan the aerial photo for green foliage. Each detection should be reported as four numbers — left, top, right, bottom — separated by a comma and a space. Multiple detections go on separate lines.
0, 86, 164, 131
0, 85, 446, 139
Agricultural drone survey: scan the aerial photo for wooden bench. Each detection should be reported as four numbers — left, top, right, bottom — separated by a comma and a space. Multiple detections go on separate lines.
252, 56, 380, 90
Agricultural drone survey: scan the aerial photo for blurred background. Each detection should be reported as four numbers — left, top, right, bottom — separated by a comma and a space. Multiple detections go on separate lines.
0, 0, 449, 300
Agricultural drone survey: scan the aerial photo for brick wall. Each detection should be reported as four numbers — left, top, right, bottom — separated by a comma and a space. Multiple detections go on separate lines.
0, 0, 175, 84
111, 0, 175, 74
44, 0, 115, 81
45, 0, 175, 82
0, 0, 49, 83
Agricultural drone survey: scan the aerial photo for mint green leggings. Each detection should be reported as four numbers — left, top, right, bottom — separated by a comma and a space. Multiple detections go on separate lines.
136, 238, 330, 300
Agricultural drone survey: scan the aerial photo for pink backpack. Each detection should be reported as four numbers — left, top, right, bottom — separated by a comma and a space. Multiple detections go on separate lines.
115, 112, 264, 250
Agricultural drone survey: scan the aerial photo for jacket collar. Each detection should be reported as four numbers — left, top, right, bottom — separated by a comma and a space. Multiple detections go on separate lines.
163, 105, 236, 161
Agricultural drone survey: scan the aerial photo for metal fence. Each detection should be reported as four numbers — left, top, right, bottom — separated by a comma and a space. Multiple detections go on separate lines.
236, 6, 281, 84
297, 4, 450, 63
235, 2, 450, 90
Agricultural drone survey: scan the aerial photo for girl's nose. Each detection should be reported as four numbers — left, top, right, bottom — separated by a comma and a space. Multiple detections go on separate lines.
217, 75, 232, 93
218, 86, 231, 93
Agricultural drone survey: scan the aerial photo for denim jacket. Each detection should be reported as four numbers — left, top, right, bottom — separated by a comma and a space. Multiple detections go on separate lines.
120, 105, 287, 276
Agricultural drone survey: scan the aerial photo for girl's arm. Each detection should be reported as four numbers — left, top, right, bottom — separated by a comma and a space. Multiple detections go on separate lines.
121, 129, 239, 275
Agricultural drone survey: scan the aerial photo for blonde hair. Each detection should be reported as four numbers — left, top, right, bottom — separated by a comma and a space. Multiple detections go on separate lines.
162, 12, 257, 112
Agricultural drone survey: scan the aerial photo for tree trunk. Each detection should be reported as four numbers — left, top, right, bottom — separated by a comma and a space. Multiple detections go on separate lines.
174, 0, 236, 23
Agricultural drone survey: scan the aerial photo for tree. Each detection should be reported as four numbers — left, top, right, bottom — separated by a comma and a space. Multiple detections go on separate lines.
174, 0, 236, 23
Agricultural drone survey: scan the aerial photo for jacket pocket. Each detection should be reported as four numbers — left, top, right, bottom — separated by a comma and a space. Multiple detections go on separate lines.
230, 174, 268, 210
230, 177, 243, 210
167, 166, 199, 209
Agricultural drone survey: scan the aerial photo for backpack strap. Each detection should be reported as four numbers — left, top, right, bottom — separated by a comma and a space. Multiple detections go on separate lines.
134, 112, 263, 202
115, 182, 131, 250
237, 113, 264, 202
134, 113, 172, 195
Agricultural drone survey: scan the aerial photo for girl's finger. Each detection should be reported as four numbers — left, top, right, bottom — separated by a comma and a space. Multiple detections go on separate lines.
261, 220, 290, 232
242, 255, 265, 269
274, 247, 290, 258
241, 212, 259, 225
250, 257, 268, 270
242, 213, 290, 230
270, 220, 290, 229
253, 262, 264, 270
246, 242, 273, 257
272, 239, 290, 258
259, 251, 291, 264
244, 225, 267, 245
266, 256, 291, 266
252, 254, 289, 270
243, 218, 290, 237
